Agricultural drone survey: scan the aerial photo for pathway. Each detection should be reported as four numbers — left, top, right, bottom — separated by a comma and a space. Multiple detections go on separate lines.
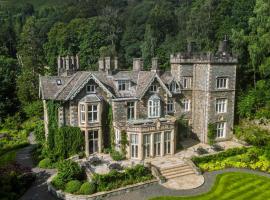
16, 134, 57, 200
107, 168, 270, 200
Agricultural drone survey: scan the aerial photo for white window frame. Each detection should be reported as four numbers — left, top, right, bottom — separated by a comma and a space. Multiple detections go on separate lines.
118, 80, 129, 91
150, 85, 157, 92
183, 77, 192, 89
182, 99, 191, 112
169, 81, 178, 92
216, 98, 227, 114
80, 104, 86, 124
143, 134, 151, 158
167, 99, 174, 113
164, 131, 171, 154
148, 98, 160, 118
86, 84, 96, 93
88, 104, 98, 123
216, 77, 228, 89
127, 102, 135, 120
216, 122, 226, 138
130, 134, 138, 158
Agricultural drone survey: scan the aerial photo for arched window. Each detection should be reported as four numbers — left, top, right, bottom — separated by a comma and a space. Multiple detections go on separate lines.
148, 95, 160, 118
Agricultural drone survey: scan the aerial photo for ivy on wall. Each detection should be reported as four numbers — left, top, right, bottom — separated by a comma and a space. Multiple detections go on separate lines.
208, 123, 217, 145
101, 103, 114, 150
46, 100, 84, 160
120, 130, 128, 155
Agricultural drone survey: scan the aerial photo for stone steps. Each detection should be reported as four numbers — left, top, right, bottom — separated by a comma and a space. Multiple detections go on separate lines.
159, 163, 196, 180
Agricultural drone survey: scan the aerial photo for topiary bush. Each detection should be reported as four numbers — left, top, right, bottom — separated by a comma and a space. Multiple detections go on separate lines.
79, 182, 96, 195
65, 180, 81, 194
38, 158, 52, 168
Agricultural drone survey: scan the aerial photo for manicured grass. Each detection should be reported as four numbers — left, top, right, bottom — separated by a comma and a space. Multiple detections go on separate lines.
151, 172, 270, 200
0, 150, 16, 167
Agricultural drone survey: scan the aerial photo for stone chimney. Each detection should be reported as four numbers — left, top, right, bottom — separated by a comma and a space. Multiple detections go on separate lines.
98, 58, 105, 71
187, 41, 197, 54
98, 57, 118, 74
218, 36, 229, 55
58, 55, 79, 76
151, 57, 160, 74
114, 57, 118, 70
133, 58, 143, 71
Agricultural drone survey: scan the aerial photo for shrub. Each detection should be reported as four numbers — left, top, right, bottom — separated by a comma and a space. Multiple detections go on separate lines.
79, 182, 96, 195
52, 175, 65, 190
38, 158, 52, 169
208, 123, 216, 145
110, 150, 125, 161
57, 160, 84, 184
23, 101, 43, 118
65, 180, 81, 194
192, 147, 248, 164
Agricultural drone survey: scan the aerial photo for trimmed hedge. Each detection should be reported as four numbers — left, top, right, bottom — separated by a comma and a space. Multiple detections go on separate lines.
192, 147, 249, 165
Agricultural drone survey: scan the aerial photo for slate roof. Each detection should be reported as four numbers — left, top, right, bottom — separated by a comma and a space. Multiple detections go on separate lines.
39, 70, 172, 101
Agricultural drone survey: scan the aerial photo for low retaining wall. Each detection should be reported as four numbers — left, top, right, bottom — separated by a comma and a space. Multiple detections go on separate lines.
47, 174, 158, 200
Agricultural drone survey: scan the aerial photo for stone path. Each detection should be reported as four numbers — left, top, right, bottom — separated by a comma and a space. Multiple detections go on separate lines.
16, 134, 57, 200
107, 168, 270, 200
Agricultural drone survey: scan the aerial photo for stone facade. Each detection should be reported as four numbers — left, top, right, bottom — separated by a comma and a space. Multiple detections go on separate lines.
39, 41, 237, 160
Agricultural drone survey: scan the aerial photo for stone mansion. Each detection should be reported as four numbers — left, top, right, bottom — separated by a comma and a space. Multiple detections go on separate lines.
39, 40, 237, 160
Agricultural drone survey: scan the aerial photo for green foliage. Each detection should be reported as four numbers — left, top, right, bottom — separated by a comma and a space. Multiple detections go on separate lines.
1, 113, 22, 130
56, 160, 84, 183
192, 147, 248, 165
47, 100, 59, 152
234, 124, 270, 146
93, 165, 153, 192
65, 180, 82, 194
120, 130, 128, 155
38, 158, 52, 169
110, 150, 125, 161
23, 101, 43, 119
207, 123, 216, 145
79, 182, 96, 195
0, 151, 16, 167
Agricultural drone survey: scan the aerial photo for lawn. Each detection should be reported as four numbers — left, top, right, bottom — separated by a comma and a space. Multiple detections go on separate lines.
151, 172, 270, 200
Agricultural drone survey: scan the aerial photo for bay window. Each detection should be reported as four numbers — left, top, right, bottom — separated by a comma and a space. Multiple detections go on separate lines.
88, 104, 98, 123
148, 95, 160, 118
127, 102, 135, 120
80, 104, 85, 124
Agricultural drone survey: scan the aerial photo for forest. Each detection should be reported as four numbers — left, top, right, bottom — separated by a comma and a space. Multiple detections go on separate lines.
0, 0, 269, 123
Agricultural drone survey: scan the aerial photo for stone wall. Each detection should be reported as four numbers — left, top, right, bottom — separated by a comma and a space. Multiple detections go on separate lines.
47, 174, 158, 200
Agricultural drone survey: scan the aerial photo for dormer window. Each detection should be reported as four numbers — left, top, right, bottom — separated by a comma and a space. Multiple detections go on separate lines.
86, 84, 96, 93
169, 81, 179, 92
150, 85, 157, 92
118, 80, 129, 91
148, 95, 160, 118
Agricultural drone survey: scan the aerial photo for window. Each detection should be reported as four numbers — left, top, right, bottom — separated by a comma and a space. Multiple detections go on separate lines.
182, 99, 191, 112
183, 77, 192, 89
216, 77, 228, 89
118, 80, 129, 91
80, 104, 85, 124
216, 122, 226, 138
56, 79, 62, 85
164, 131, 171, 154
86, 84, 96, 93
131, 134, 138, 158
167, 99, 174, 113
127, 102, 135, 120
89, 130, 99, 154
150, 85, 157, 92
169, 82, 178, 92
148, 96, 160, 118
154, 133, 161, 156
216, 98, 227, 113
143, 134, 151, 158
88, 105, 98, 123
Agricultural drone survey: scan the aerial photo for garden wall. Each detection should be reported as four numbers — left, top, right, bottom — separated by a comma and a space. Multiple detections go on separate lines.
47, 174, 158, 200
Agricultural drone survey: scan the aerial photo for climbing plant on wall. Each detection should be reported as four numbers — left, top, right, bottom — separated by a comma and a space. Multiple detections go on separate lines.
120, 130, 128, 155
208, 123, 217, 145
101, 103, 114, 150
47, 100, 60, 151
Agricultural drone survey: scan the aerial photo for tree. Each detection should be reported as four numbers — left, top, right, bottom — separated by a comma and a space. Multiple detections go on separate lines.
0, 56, 18, 122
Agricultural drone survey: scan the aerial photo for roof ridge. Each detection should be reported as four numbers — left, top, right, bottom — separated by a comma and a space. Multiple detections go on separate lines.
54, 72, 82, 99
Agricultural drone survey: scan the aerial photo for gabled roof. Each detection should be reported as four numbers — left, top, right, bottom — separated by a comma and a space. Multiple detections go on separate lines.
39, 70, 173, 101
